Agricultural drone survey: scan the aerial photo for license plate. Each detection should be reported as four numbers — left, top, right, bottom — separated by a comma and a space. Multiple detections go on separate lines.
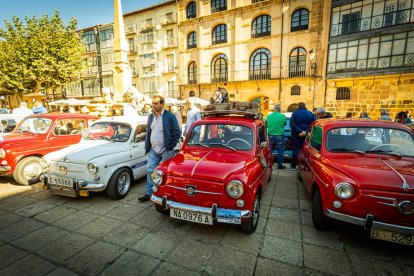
370, 228, 414, 246
48, 176, 74, 187
170, 208, 213, 225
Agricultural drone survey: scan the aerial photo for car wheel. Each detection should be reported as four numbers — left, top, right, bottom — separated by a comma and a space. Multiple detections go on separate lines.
107, 168, 132, 200
312, 189, 328, 230
241, 192, 260, 234
13, 156, 42, 185
154, 204, 170, 215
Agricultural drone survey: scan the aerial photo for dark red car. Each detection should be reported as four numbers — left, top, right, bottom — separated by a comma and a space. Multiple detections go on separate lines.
150, 109, 273, 233
298, 119, 414, 246
0, 113, 98, 185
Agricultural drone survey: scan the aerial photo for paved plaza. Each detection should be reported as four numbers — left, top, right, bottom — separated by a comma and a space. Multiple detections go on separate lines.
0, 167, 413, 275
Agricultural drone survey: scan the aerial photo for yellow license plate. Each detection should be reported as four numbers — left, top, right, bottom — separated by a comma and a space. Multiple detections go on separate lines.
370, 228, 414, 246
170, 208, 213, 225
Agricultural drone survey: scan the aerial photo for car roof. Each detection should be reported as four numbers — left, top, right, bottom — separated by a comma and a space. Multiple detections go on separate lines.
313, 118, 412, 131
197, 116, 263, 127
93, 116, 148, 125
26, 113, 99, 120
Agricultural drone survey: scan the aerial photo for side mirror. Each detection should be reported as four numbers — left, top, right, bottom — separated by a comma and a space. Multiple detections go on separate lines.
260, 141, 268, 148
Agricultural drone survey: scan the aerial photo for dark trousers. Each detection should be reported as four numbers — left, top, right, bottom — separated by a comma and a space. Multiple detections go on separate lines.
291, 134, 305, 169
269, 135, 285, 168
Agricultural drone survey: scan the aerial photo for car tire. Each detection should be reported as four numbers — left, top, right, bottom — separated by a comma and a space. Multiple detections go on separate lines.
154, 204, 170, 215
241, 192, 260, 234
107, 168, 132, 200
312, 189, 328, 230
13, 156, 42, 186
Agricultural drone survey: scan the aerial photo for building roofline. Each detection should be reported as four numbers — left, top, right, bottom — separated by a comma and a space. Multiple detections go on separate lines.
124, 0, 176, 17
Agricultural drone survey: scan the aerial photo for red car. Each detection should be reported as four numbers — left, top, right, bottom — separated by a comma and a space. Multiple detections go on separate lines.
150, 109, 273, 233
298, 119, 414, 246
0, 113, 98, 185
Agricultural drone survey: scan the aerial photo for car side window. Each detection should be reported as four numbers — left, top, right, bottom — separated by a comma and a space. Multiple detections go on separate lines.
258, 125, 266, 145
310, 126, 322, 151
54, 119, 86, 135
133, 124, 146, 143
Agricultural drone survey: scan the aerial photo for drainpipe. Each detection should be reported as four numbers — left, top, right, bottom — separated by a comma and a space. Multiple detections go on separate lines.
279, 0, 285, 104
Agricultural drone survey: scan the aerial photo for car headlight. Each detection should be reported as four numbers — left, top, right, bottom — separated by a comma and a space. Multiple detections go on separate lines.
87, 163, 98, 174
334, 182, 354, 199
226, 180, 244, 198
150, 170, 164, 186
0, 149, 5, 159
40, 158, 49, 169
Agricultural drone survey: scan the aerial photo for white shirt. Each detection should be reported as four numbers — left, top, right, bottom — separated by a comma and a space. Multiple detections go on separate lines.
12, 107, 33, 117
150, 112, 165, 154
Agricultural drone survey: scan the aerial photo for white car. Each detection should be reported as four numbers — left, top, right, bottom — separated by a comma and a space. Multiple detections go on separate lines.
41, 116, 148, 200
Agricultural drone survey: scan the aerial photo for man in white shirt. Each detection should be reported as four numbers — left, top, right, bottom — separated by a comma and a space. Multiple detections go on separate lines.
12, 102, 33, 117
184, 97, 201, 137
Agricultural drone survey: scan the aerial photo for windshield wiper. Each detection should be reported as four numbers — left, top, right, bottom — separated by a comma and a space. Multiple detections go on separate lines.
97, 136, 112, 141
365, 150, 401, 157
329, 148, 365, 154
188, 142, 209, 148
209, 142, 236, 151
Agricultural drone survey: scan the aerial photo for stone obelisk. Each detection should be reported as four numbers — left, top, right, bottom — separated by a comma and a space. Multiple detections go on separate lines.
112, 0, 132, 101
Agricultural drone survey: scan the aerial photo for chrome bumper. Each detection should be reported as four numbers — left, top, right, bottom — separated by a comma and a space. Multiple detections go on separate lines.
151, 194, 252, 225
42, 174, 106, 192
326, 209, 414, 235
0, 165, 11, 173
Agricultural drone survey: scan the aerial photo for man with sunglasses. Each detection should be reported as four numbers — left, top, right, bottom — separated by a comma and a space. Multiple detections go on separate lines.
138, 95, 181, 202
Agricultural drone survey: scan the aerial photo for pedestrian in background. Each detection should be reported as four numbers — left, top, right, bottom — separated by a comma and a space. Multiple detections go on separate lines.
315, 107, 333, 119
184, 97, 201, 137
32, 101, 47, 114
379, 110, 392, 121
138, 95, 181, 202
289, 102, 315, 170
359, 111, 370, 118
12, 102, 33, 117
170, 105, 182, 131
141, 103, 152, 116
267, 104, 287, 169
345, 112, 353, 118
395, 111, 412, 124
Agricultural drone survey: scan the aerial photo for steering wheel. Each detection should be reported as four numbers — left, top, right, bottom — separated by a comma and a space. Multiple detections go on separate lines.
227, 138, 251, 149
115, 134, 129, 141
370, 143, 407, 155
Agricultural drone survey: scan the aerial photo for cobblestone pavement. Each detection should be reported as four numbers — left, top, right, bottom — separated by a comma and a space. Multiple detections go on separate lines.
0, 167, 413, 275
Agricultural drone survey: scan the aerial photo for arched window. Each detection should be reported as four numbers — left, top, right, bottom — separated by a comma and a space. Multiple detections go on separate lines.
187, 32, 197, 49
211, 0, 227, 13
188, 61, 197, 84
187, 1, 196, 19
252, 15, 271, 38
291, 9, 309, 32
211, 54, 228, 83
289, 47, 306, 77
212, 24, 227, 45
249, 48, 271, 80
336, 87, 351, 100
291, 85, 301, 95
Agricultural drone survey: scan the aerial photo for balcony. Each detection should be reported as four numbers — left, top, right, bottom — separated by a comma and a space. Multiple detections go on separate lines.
160, 13, 177, 26
125, 24, 137, 34
131, 68, 139, 76
163, 65, 175, 74
162, 37, 177, 49
139, 43, 155, 54
85, 43, 97, 53
140, 19, 155, 31
129, 46, 138, 54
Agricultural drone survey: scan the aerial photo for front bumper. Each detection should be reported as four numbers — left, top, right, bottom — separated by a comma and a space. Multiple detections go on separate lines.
151, 194, 252, 225
0, 165, 11, 173
326, 209, 414, 235
42, 174, 106, 197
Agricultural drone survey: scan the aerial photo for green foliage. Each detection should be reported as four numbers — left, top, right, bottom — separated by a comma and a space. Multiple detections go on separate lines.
0, 11, 86, 95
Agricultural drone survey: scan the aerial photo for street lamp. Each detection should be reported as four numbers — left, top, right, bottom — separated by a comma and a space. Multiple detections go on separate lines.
309, 48, 317, 108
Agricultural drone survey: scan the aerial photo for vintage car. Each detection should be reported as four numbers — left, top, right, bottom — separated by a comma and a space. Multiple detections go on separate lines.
298, 119, 414, 246
0, 113, 26, 136
0, 113, 98, 185
41, 116, 148, 200
150, 107, 273, 234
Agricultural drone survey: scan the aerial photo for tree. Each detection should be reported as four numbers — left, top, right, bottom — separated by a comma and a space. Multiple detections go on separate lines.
0, 11, 86, 95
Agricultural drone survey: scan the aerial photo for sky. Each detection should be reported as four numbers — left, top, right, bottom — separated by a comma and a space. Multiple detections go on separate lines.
0, 0, 163, 30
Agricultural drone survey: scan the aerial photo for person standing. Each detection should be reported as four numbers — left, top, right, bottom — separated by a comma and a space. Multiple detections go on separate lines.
12, 102, 33, 117
184, 97, 201, 136
379, 110, 392, 121
32, 101, 47, 114
290, 102, 315, 170
140, 103, 152, 116
138, 95, 181, 202
267, 104, 287, 169
315, 107, 333, 119
359, 111, 370, 118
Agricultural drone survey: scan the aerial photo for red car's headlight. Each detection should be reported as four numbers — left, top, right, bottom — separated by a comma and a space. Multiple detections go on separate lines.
226, 180, 244, 198
150, 170, 164, 186
334, 182, 354, 199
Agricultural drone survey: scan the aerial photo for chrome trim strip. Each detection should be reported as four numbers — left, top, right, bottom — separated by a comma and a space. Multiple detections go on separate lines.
165, 184, 223, 195
364, 194, 398, 207
379, 158, 412, 192
191, 151, 212, 177
0, 166, 11, 173
326, 209, 414, 235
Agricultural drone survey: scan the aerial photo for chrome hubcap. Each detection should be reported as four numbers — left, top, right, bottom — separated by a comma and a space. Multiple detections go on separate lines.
117, 172, 131, 195
252, 196, 260, 225
23, 162, 42, 180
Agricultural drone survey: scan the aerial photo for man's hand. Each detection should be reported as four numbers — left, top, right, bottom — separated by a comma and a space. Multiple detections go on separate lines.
299, 131, 306, 137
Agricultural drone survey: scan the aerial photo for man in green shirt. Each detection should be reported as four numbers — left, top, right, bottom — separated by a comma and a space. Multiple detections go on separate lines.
267, 104, 287, 169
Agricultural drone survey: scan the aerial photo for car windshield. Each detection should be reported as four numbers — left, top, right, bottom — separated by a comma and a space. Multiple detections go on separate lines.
15, 118, 52, 134
85, 122, 131, 142
0, 119, 18, 134
187, 123, 254, 150
326, 127, 414, 157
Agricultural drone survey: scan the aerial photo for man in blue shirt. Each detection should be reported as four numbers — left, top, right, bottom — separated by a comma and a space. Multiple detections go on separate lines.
267, 104, 287, 169
290, 102, 315, 170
